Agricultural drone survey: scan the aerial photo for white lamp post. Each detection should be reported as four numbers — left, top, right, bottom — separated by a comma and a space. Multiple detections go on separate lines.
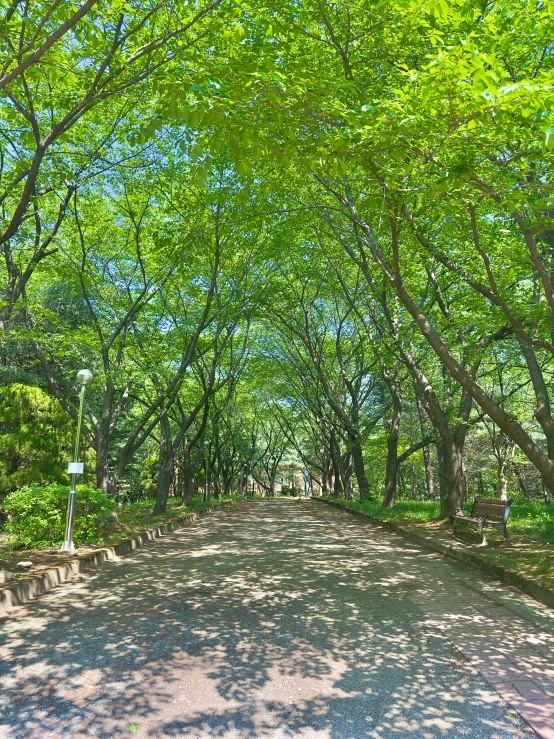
60, 369, 93, 553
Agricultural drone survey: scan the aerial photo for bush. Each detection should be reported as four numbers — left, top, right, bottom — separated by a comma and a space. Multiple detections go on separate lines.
3, 483, 116, 548
0, 383, 95, 499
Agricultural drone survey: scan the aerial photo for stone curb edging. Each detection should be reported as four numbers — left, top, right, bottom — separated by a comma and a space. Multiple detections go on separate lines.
0, 500, 239, 617
312, 497, 554, 610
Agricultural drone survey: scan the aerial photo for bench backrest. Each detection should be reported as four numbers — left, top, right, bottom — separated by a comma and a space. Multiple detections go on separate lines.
471, 496, 512, 523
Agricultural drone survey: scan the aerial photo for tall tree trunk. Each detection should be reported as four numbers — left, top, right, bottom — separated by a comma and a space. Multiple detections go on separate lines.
351, 436, 370, 500
383, 373, 401, 508
422, 445, 436, 500
182, 440, 195, 507
342, 450, 354, 499
398, 466, 406, 499
213, 477, 221, 499
513, 463, 529, 498
224, 474, 232, 497
477, 470, 485, 497
416, 396, 436, 499
95, 451, 111, 495
241, 465, 249, 496
322, 451, 333, 495
95, 414, 112, 494
410, 464, 417, 499
436, 437, 465, 518
204, 449, 211, 503
498, 458, 509, 501
153, 415, 173, 514
330, 429, 343, 497
401, 350, 467, 518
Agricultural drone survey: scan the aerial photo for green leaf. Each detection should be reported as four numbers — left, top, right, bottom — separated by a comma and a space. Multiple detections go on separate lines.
129, 725, 137, 734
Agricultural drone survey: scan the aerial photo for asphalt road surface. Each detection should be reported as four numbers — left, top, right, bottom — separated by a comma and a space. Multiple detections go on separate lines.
0, 500, 545, 738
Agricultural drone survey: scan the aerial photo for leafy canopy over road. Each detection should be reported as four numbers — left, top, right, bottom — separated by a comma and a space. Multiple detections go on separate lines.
0, 0, 553, 521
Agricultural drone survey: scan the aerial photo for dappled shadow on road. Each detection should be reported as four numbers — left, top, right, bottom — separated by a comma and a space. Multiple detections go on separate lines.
0, 502, 537, 738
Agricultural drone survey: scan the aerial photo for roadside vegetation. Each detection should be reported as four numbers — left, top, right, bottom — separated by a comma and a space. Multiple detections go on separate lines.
0, 493, 240, 575
326, 496, 554, 545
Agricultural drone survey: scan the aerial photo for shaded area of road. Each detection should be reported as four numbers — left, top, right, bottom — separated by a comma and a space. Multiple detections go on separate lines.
0, 501, 539, 738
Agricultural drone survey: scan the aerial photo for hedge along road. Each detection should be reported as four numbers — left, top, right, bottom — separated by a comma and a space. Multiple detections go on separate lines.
0, 501, 550, 739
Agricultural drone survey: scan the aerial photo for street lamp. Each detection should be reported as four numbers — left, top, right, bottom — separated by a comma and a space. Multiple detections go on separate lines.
60, 369, 93, 553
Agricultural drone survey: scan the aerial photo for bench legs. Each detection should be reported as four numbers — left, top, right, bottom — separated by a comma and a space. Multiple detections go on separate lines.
477, 518, 487, 545
452, 517, 510, 544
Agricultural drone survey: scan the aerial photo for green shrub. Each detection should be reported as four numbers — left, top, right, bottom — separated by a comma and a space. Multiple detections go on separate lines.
3, 483, 116, 548
0, 383, 95, 498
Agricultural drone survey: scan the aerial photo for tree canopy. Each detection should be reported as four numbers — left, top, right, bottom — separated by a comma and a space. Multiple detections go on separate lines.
1, 0, 553, 517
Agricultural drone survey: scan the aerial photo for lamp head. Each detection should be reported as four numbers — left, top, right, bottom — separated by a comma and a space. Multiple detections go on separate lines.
76, 368, 93, 386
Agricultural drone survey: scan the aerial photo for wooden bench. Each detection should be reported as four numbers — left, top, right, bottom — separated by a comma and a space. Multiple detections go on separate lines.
450, 496, 512, 544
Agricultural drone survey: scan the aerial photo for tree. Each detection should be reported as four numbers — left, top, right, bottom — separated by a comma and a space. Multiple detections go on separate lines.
0, 0, 227, 327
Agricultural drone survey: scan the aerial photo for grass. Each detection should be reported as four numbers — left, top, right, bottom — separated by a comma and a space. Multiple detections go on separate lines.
106, 494, 241, 545
335, 498, 441, 523
329, 495, 554, 542
321, 494, 554, 589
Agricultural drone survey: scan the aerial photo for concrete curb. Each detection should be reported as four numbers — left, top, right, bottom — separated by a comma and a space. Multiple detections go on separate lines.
312, 497, 554, 610
0, 499, 239, 617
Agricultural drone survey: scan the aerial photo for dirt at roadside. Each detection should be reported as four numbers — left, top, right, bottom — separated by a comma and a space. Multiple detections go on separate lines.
0, 543, 111, 591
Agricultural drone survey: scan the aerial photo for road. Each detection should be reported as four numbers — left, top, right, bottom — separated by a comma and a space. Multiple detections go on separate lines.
1, 500, 552, 738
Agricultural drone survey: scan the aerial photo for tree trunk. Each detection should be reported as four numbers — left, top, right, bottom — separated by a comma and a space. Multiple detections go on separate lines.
383, 370, 401, 508
398, 466, 406, 498
422, 445, 435, 499
241, 471, 248, 495
95, 425, 111, 494
330, 430, 343, 497
322, 453, 333, 495
498, 458, 509, 500
513, 464, 529, 498
436, 437, 465, 518
95, 458, 111, 496
410, 464, 417, 499
182, 440, 195, 507
224, 475, 232, 497
212, 476, 221, 499
383, 409, 401, 509
343, 451, 354, 499
416, 397, 436, 499
153, 415, 173, 514
351, 436, 370, 500
204, 451, 211, 503
461, 458, 469, 503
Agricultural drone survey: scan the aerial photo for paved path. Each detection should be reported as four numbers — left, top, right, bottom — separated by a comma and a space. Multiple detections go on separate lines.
0, 501, 553, 738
